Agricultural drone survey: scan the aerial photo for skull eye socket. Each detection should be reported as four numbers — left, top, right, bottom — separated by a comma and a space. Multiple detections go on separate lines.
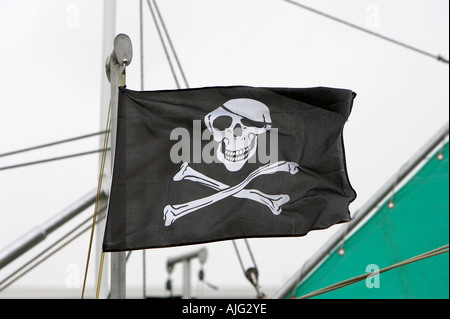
212, 116, 233, 131
241, 118, 267, 129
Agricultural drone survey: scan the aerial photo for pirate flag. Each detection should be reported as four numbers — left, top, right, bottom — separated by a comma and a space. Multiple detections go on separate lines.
102, 86, 356, 251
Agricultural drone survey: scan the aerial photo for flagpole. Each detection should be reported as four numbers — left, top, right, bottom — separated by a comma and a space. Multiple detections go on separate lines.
104, 33, 133, 299
96, 0, 116, 299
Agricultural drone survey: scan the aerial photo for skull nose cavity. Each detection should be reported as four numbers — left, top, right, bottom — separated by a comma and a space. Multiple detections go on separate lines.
233, 124, 243, 138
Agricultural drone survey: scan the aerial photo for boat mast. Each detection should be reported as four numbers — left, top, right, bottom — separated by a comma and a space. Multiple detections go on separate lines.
98, 0, 132, 299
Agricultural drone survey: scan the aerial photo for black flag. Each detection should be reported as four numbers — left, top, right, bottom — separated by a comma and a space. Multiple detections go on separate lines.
102, 86, 356, 251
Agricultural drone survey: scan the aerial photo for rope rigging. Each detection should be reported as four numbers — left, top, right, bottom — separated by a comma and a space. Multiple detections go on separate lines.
232, 239, 266, 298
0, 130, 110, 171
146, 0, 189, 89
282, 0, 449, 64
0, 210, 106, 293
0, 148, 110, 172
81, 99, 113, 298
88, 69, 127, 299
146, 0, 180, 89
294, 244, 449, 299
0, 131, 108, 158
152, 0, 190, 89
139, 0, 146, 299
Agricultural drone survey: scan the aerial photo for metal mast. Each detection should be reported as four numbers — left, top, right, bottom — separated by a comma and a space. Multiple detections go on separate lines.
98, 0, 133, 299
105, 32, 132, 299
96, 0, 116, 299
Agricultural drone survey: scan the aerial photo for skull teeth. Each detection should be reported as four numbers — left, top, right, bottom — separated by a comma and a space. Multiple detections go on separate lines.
224, 146, 250, 162
221, 135, 257, 163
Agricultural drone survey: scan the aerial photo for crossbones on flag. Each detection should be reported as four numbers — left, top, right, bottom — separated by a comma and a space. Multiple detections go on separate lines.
102, 86, 356, 251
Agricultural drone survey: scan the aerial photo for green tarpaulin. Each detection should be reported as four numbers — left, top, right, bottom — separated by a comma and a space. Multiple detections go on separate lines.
291, 142, 449, 299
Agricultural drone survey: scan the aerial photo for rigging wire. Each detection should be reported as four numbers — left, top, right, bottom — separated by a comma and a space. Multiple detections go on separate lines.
0, 130, 108, 158
0, 148, 110, 172
90, 69, 127, 299
152, 0, 190, 88
295, 244, 449, 299
0, 211, 106, 293
232, 239, 266, 298
146, 0, 181, 89
281, 0, 449, 64
139, 0, 147, 300
81, 99, 112, 299
140, 0, 145, 92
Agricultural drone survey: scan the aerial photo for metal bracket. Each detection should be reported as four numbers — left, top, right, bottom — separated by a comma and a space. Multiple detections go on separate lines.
105, 33, 133, 83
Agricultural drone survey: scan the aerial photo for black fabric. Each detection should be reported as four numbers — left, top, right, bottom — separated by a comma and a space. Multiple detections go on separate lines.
102, 86, 356, 251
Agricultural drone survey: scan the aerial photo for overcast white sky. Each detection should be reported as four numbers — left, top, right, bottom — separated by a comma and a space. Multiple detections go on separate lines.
0, 0, 448, 298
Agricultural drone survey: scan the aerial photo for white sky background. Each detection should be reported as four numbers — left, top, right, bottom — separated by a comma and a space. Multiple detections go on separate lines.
0, 0, 448, 298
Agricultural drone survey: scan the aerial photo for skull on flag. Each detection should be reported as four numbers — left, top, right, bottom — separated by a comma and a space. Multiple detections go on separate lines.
204, 98, 272, 172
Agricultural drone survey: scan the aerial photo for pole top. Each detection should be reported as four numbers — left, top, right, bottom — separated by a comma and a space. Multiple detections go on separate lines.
113, 33, 133, 66
105, 33, 133, 82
